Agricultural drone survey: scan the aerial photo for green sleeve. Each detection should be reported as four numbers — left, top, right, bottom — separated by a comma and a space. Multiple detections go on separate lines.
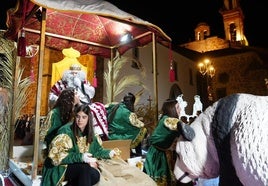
43, 108, 63, 147
150, 116, 178, 149
48, 133, 83, 166
90, 135, 111, 159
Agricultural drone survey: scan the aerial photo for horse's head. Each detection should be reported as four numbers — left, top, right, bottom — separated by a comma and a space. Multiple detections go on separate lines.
174, 108, 220, 183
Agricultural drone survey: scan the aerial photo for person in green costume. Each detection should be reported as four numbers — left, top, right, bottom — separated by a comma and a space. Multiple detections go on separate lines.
106, 92, 147, 156
41, 104, 118, 186
39, 87, 80, 151
143, 99, 182, 186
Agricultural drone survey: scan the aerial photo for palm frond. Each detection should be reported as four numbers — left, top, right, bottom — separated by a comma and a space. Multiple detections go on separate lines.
0, 54, 13, 89
104, 53, 146, 103
0, 33, 28, 170
13, 67, 32, 119
0, 53, 32, 121
113, 75, 143, 96
112, 56, 129, 77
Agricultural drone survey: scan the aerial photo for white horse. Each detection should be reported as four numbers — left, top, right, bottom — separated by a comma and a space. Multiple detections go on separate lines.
174, 93, 268, 186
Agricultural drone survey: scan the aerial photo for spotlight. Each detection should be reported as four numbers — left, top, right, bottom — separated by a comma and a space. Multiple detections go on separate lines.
120, 32, 133, 43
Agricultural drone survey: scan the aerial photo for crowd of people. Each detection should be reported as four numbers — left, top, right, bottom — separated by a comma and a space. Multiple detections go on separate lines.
40, 82, 202, 186
40, 86, 157, 185
39, 57, 156, 185
39, 48, 204, 185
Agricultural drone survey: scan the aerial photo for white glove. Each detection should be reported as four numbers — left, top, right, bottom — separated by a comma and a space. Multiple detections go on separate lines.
74, 77, 82, 88
49, 93, 58, 103
39, 141, 47, 150
82, 153, 92, 163
109, 150, 116, 158
109, 148, 121, 158
84, 83, 95, 99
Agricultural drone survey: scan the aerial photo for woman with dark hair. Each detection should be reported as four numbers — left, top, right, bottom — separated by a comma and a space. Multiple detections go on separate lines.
41, 104, 118, 186
106, 92, 147, 156
143, 99, 181, 186
40, 87, 80, 148
123, 92, 136, 112
49, 63, 109, 141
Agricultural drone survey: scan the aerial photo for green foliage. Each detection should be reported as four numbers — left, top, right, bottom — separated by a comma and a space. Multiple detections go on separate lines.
0, 50, 32, 170
135, 102, 157, 135
0, 54, 32, 119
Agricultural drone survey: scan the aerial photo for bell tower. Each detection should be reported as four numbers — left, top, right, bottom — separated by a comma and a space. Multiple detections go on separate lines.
220, 0, 248, 46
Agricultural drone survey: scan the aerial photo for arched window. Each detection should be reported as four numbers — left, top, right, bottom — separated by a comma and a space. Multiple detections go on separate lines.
229, 23, 236, 42
169, 83, 182, 100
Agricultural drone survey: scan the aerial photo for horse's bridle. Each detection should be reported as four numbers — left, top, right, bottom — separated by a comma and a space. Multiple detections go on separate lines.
177, 171, 189, 182
176, 152, 191, 183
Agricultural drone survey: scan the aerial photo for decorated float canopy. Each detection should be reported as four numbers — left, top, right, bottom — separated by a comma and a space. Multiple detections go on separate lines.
5, 0, 171, 58
4, 1, 171, 179
5, 0, 171, 128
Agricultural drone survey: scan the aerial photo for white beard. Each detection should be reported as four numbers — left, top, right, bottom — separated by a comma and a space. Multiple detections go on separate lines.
62, 70, 86, 88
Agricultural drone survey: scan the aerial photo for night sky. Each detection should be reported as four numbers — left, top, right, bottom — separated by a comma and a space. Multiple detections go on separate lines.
107, 0, 268, 48
1, 0, 267, 48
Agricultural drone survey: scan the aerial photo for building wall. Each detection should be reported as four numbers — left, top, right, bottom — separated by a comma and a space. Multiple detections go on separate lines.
211, 52, 268, 100
179, 17, 268, 109
180, 36, 230, 53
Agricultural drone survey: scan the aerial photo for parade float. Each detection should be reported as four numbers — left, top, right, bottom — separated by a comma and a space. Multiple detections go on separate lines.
1, 0, 171, 184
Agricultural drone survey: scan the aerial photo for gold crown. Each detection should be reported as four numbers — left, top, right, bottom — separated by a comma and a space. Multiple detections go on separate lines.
70, 64, 81, 71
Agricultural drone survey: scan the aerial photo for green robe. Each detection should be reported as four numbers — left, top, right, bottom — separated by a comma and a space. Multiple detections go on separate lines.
41, 122, 111, 186
39, 107, 65, 146
143, 116, 179, 185
106, 103, 147, 149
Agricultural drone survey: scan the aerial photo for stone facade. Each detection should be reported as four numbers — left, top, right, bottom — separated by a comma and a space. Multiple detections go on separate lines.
180, 36, 230, 53
177, 0, 268, 108
179, 41, 268, 108
211, 51, 268, 100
